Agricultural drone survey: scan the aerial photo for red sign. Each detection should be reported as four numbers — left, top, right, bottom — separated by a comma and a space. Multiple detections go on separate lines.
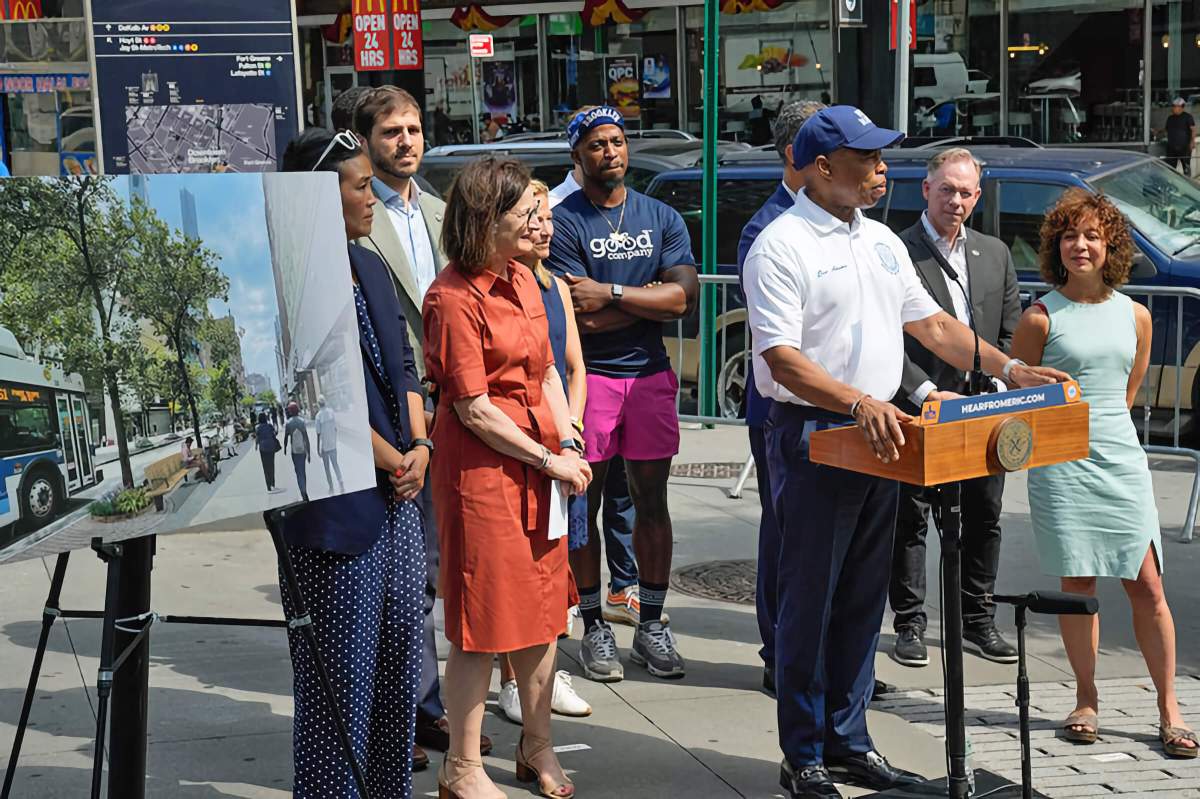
889, 0, 916, 51
4, 0, 44, 19
469, 33, 494, 58
392, 0, 423, 71
353, 0, 391, 71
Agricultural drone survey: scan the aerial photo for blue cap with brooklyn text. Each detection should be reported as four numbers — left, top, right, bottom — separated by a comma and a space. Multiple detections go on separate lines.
567, 106, 625, 148
792, 105, 905, 169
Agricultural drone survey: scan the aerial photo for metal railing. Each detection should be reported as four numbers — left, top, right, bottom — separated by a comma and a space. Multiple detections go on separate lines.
1020, 281, 1200, 542
669, 275, 1200, 540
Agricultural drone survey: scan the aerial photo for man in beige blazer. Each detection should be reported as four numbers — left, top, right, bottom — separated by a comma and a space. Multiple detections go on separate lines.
353, 86, 483, 770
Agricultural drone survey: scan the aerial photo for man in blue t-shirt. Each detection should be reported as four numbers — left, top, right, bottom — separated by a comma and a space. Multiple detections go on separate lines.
548, 106, 698, 682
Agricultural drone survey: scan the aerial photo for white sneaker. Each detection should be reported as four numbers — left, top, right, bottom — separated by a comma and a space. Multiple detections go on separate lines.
551, 670, 592, 717
498, 679, 522, 724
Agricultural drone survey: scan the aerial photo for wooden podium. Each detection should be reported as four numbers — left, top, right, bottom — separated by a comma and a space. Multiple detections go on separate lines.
809, 382, 1090, 799
809, 381, 1090, 487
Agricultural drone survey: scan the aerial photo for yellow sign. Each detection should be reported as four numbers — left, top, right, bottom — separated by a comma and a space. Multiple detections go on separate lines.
354, 0, 387, 13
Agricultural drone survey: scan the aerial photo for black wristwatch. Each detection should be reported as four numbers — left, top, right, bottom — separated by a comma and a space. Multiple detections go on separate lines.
410, 438, 434, 454
560, 438, 582, 454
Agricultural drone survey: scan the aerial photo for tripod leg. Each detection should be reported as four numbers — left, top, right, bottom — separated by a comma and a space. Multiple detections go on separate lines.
1017, 607, 1032, 799
1, 552, 71, 799
266, 511, 372, 799
938, 482, 972, 799
91, 544, 123, 799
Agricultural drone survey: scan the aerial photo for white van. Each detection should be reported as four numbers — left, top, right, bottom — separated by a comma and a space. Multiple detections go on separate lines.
913, 53, 990, 109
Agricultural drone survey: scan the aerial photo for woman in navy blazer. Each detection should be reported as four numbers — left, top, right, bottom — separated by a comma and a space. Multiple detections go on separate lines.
279, 128, 432, 799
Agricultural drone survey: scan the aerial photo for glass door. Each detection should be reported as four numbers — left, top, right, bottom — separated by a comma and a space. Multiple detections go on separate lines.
70, 395, 93, 486
56, 396, 79, 490
322, 66, 359, 130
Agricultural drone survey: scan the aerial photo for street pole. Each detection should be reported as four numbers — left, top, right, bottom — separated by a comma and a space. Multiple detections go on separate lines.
469, 57, 481, 144
700, 0, 718, 419
894, 0, 911, 134
108, 535, 153, 798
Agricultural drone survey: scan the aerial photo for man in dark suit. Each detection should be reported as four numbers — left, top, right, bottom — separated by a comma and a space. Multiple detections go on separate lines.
889, 147, 1021, 668
736, 98, 824, 696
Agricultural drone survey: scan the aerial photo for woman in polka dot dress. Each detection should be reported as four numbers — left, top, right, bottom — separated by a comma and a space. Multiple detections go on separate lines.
277, 128, 433, 798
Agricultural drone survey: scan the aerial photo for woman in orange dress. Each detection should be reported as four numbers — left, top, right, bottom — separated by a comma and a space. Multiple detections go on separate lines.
423, 156, 592, 799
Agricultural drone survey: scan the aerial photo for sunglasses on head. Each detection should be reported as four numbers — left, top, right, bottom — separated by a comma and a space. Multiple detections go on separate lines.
312, 130, 361, 172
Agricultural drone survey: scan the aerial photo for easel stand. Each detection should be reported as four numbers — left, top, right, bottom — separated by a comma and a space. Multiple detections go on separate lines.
2, 506, 373, 799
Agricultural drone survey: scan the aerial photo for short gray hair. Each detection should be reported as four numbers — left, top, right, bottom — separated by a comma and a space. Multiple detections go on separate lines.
772, 100, 827, 162
926, 147, 983, 180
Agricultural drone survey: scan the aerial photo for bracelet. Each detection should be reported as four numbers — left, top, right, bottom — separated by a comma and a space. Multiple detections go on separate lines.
1002, 358, 1026, 381
570, 416, 584, 434
849, 393, 869, 419
535, 445, 551, 471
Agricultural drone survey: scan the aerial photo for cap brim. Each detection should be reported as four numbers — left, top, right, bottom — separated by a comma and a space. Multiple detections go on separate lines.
845, 127, 906, 151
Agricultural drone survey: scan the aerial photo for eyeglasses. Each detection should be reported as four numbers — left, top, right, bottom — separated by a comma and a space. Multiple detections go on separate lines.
311, 129, 361, 172
507, 204, 539, 230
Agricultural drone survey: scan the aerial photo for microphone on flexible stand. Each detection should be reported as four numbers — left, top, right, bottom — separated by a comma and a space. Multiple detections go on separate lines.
928, 250, 993, 397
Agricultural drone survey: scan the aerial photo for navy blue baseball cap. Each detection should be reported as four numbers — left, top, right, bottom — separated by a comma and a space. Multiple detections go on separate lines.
567, 106, 625, 148
792, 105, 905, 169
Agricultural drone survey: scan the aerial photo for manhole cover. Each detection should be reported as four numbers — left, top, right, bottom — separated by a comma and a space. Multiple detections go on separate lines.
671, 559, 757, 604
670, 462, 750, 480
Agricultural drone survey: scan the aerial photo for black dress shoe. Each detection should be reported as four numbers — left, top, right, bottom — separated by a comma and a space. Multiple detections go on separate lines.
871, 679, 897, 702
415, 716, 493, 756
763, 665, 776, 698
412, 743, 429, 772
826, 750, 923, 790
964, 623, 1019, 664
780, 760, 842, 798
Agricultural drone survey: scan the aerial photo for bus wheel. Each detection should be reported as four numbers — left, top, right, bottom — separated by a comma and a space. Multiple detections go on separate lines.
21, 471, 60, 529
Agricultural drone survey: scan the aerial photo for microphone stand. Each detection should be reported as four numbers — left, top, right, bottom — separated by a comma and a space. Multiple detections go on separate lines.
920, 230, 994, 397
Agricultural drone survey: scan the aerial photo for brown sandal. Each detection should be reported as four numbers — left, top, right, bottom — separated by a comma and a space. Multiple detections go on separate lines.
516, 733, 575, 798
1160, 724, 1200, 758
1062, 711, 1098, 744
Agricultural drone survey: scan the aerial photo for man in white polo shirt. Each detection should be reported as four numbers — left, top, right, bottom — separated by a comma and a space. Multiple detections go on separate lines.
742, 106, 1068, 799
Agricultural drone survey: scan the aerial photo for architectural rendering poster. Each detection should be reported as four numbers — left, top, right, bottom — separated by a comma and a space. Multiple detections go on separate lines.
0, 173, 374, 562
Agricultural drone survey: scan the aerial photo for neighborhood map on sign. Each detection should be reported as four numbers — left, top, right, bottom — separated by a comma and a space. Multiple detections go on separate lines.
124, 103, 278, 173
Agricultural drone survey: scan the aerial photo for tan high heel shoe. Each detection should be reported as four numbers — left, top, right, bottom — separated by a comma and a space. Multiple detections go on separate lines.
515, 733, 575, 798
438, 753, 482, 799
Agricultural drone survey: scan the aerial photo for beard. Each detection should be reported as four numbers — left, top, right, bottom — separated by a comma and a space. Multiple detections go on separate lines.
372, 143, 418, 180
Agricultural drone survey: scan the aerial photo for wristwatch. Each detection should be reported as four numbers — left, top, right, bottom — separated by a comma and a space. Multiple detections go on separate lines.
1002, 358, 1027, 381
560, 438, 582, 454
409, 438, 434, 454
610, 283, 624, 301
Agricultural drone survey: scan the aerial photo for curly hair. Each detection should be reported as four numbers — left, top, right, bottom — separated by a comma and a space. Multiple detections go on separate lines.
1037, 188, 1134, 288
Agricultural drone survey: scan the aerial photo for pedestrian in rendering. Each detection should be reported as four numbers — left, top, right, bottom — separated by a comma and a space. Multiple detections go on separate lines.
283, 401, 311, 502
254, 412, 280, 493
1012, 189, 1197, 757
315, 395, 344, 494
278, 127, 433, 797
423, 156, 590, 799
1164, 97, 1196, 176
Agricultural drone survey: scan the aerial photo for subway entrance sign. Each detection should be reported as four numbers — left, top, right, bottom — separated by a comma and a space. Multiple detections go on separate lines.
90, 0, 302, 174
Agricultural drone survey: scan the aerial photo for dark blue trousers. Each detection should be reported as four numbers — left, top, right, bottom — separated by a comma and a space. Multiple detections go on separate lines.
749, 423, 780, 667
602, 456, 638, 591
768, 403, 899, 768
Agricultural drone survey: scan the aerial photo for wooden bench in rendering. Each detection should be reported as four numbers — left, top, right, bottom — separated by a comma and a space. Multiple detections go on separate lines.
144, 453, 200, 511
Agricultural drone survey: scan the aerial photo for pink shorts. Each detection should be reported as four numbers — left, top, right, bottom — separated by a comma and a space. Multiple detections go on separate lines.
583, 370, 680, 462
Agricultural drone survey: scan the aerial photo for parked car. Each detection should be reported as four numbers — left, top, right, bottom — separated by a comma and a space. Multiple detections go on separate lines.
648, 144, 1200, 433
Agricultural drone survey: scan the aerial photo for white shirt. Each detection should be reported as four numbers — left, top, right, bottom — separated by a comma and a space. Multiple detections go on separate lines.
742, 188, 942, 407
909, 213, 1005, 405
374, 177, 438, 300
548, 172, 581, 208
315, 407, 337, 453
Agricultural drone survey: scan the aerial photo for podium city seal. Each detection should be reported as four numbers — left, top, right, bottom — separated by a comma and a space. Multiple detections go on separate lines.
990, 417, 1034, 472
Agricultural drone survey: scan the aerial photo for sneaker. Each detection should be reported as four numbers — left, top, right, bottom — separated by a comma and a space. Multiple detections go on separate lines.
631, 619, 685, 679
498, 679, 522, 724
603, 585, 670, 627
551, 670, 592, 717
892, 627, 929, 667
580, 621, 624, 682
964, 623, 1019, 664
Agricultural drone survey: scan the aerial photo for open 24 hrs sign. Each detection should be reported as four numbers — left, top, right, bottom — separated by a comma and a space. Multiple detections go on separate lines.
353, 0, 423, 72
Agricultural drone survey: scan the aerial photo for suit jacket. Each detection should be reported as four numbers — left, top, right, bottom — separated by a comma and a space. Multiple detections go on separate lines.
282, 244, 422, 556
896, 220, 1021, 414
736, 182, 796, 427
358, 181, 446, 379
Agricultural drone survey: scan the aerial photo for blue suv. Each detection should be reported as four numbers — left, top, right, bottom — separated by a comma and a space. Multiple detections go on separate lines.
647, 144, 1200, 430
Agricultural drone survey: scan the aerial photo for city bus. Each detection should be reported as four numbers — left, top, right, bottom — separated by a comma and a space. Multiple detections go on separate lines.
0, 328, 98, 536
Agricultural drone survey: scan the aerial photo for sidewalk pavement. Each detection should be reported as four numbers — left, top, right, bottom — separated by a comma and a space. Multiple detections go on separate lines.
0, 425, 1198, 797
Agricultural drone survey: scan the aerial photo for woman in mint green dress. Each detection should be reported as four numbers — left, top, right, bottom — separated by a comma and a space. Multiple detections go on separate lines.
1012, 188, 1195, 758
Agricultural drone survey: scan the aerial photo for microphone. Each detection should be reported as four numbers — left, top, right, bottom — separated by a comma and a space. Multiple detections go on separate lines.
924, 234, 991, 396
992, 590, 1099, 616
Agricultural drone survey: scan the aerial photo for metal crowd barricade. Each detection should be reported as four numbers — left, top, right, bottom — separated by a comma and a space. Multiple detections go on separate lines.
669, 275, 1200, 538
1020, 281, 1200, 542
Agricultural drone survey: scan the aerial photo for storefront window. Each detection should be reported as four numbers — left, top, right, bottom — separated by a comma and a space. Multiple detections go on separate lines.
686, 0, 832, 145
1151, 0, 1200, 170
1007, 2, 1144, 144
910, 1, 1000, 138
424, 16, 539, 143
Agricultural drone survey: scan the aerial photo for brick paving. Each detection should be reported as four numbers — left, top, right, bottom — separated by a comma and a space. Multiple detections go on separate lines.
874, 676, 1200, 796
